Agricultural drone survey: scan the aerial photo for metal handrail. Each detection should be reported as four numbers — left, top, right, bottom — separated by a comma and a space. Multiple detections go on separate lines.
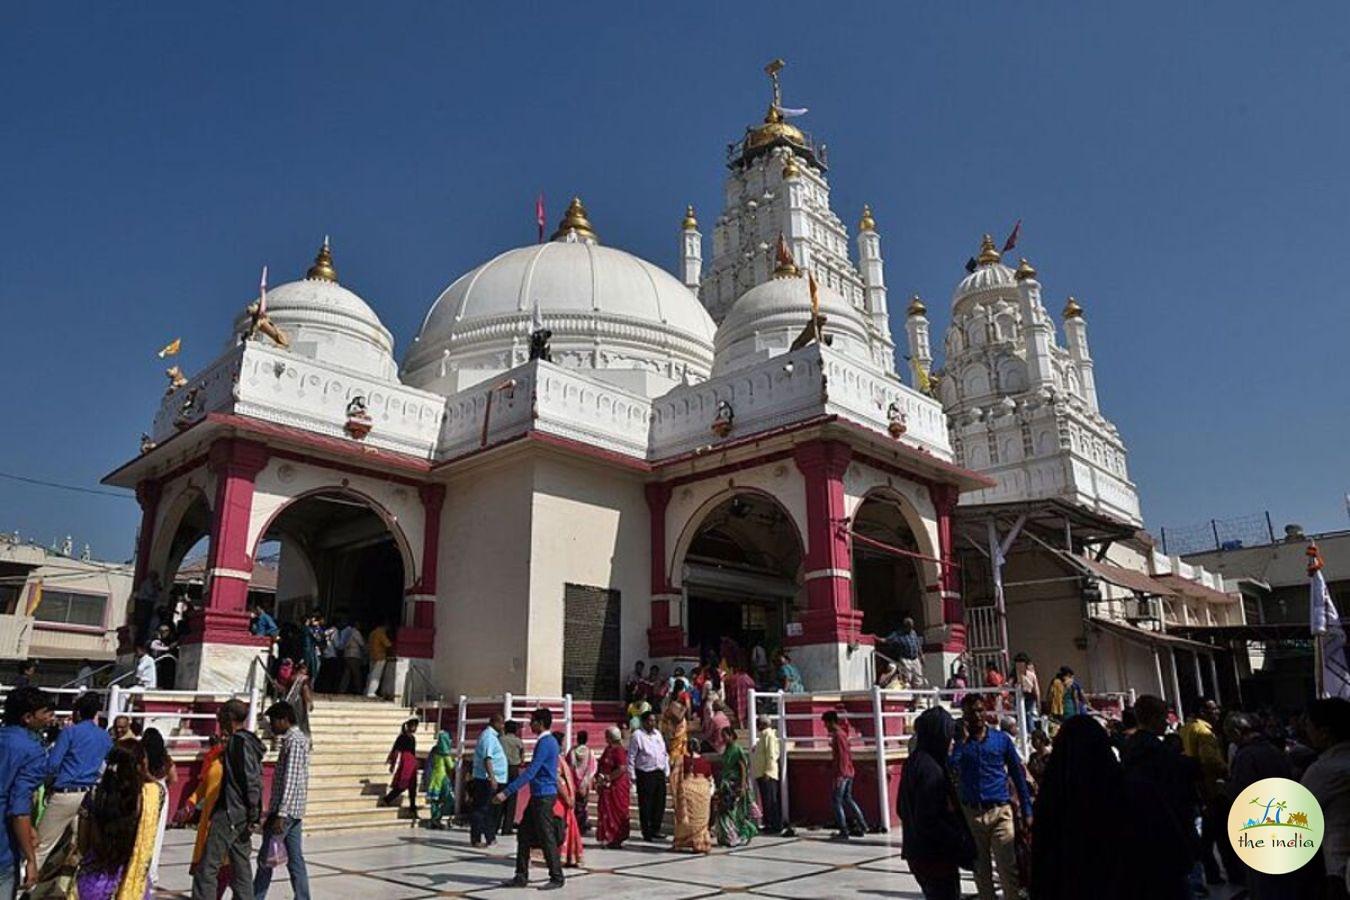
58, 660, 119, 689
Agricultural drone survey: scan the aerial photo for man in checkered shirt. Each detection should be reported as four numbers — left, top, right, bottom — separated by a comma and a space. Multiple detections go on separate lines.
254, 701, 312, 900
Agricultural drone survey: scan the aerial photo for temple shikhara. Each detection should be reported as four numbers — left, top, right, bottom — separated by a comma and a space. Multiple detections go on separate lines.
105, 61, 1243, 713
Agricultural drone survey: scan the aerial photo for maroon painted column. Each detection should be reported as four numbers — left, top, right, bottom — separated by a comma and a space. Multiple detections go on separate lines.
184, 439, 271, 645
790, 440, 865, 645
132, 479, 163, 589
928, 481, 966, 654
396, 483, 444, 659
645, 482, 689, 656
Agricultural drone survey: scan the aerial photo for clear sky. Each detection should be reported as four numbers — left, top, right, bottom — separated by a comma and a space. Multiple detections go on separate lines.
2, 2, 1348, 561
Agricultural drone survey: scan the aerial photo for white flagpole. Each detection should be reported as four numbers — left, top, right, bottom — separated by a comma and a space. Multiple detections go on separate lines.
258, 265, 269, 315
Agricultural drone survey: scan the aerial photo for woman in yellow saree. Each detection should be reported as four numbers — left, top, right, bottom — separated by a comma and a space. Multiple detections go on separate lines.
72, 743, 166, 900
672, 736, 712, 854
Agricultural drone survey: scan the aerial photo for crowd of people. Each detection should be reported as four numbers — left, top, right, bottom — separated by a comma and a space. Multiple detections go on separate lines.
897, 687, 1350, 900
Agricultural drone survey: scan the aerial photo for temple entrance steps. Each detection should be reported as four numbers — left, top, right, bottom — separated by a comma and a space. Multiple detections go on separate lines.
303, 695, 438, 833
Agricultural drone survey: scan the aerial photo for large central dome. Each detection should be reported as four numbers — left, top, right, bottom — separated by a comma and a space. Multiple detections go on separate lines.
403, 199, 716, 399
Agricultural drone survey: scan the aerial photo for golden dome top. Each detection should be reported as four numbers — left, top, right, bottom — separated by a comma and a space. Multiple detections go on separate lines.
1063, 296, 1083, 318
681, 205, 698, 231
551, 196, 598, 243
305, 236, 338, 283
1014, 257, 1038, 282
746, 106, 807, 153
906, 294, 927, 317
859, 205, 876, 233
782, 156, 801, 179
976, 234, 1002, 267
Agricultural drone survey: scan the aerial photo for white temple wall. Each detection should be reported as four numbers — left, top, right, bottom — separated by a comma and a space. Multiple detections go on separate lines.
527, 456, 649, 697
434, 456, 535, 696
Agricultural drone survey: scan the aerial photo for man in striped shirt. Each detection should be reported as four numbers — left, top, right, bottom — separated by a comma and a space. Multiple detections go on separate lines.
255, 701, 311, 900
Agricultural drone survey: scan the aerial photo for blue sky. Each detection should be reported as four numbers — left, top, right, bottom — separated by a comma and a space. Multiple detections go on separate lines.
2, 3, 1348, 560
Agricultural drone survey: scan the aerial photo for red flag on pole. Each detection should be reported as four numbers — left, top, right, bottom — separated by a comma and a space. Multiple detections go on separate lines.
535, 193, 546, 243
1002, 219, 1022, 254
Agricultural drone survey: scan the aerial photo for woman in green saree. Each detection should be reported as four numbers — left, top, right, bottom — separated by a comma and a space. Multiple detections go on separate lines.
713, 726, 758, 848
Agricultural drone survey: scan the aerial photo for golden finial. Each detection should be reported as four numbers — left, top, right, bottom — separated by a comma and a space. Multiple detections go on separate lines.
1014, 257, 1038, 282
306, 236, 338, 283
682, 205, 698, 231
1063, 296, 1083, 318
976, 234, 1001, 266
859, 205, 876, 233
782, 156, 801, 179
551, 196, 599, 243
906, 294, 927, 317
772, 232, 800, 278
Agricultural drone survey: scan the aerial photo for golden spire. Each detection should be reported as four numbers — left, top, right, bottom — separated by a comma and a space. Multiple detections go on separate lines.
551, 196, 599, 243
1063, 296, 1083, 318
682, 205, 698, 231
306, 236, 338, 283
1014, 257, 1038, 281
976, 234, 1001, 266
782, 156, 801, 178
859, 204, 876, 233
907, 294, 927, 317
772, 232, 800, 278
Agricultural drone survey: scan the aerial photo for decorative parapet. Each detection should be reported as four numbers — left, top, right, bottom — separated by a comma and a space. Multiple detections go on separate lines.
435, 360, 652, 461
650, 344, 952, 460
152, 343, 444, 459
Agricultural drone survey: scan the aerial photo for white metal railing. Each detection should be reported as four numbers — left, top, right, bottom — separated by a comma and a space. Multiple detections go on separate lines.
104, 685, 260, 750
0, 685, 106, 726
452, 693, 574, 807
748, 683, 1027, 833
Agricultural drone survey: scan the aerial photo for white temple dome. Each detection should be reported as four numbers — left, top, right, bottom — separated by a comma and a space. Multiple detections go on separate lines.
403, 202, 716, 398
953, 234, 1016, 307
713, 273, 871, 374
230, 241, 398, 382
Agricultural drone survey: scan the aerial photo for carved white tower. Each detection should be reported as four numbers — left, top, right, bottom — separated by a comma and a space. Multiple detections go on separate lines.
935, 234, 1141, 525
699, 60, 895, 376
679, 205, 702, 295
904, 294, 933, 389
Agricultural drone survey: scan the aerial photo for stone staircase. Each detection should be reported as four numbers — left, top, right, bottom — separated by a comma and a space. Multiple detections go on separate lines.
303, 695, 439, 833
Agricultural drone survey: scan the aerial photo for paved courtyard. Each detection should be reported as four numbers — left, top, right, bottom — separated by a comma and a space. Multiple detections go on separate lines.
152, 824, 974, 898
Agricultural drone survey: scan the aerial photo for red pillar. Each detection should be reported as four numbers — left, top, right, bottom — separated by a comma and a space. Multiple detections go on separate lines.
645, 482, 688, 657
132, 479, 162, 590
396, 483, 444, 659
185, 439, 270, 645
791, 440, 865, 645
928, 481, 965, 653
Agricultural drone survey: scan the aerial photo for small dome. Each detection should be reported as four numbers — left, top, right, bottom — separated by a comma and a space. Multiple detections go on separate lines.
231, 242, 397, 381
714, 274, 872, 374
404, 240, 716, 399
953, 235, 1017, 307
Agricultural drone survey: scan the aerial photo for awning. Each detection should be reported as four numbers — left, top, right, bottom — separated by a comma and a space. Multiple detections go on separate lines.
1075, 556, 1179, 596
1153, 573, 1240, 605
1087, 616, 1219, 652
1166, 623, 1310, 642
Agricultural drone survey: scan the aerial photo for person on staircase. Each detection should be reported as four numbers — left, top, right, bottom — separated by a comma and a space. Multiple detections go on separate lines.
336, 621, 366, 695
423, 730, 456, 830
380, 718, 420, 819
364, 621, 394, 699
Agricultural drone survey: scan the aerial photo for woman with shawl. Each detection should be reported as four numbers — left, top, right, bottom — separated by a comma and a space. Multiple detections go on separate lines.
898, 707, 971, 900
381, 718, 420, 817
73, 742, 167, 900
567, 731, 597, 834
774, 651, 805, 694
661, 683, 690, 811
673, 736, 713, 853
423, 730, 455, 829
593, 727, 631, 848
283, 659, 314, 735
703, 701, 732, 754
554, 745, 584, 867
139, 729, 175, 890
713, 726, 758, 847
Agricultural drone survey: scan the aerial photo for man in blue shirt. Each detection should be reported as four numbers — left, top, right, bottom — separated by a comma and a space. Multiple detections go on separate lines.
1, 686, 54, 896
470, 713, 508, 847
949, 693, 1032, 900
249, 603, 279, 638
493, 707, 563, 890
33, 692, 111, 882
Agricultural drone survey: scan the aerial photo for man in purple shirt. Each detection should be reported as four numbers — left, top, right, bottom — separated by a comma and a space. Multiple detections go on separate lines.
627, 710, 670, 841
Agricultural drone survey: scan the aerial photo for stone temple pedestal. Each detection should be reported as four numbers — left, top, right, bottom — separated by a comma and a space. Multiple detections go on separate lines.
790, 641, 874, 692
177, 641, 269, 693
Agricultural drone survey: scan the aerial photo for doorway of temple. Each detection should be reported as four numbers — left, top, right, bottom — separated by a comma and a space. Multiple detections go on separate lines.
851, 492, 931, 650
681, 493, 803, 667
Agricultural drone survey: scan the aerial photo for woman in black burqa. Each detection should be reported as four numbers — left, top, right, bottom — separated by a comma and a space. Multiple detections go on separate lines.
898, 707, 972, 900
1031, 715, 1190, 900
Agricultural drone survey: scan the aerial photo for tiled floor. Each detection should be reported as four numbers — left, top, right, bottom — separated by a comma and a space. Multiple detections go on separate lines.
151, 823, 967, 898
153, 824, 1253, 898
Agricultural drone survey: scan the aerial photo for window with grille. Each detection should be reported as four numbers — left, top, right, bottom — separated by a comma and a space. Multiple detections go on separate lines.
562, 583, 620, 701
32, 589, 107, 628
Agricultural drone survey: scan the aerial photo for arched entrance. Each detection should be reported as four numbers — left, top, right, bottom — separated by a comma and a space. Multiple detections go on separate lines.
851, 492, 932, 640
678, 493, 803, 664
256, 490, 409, 633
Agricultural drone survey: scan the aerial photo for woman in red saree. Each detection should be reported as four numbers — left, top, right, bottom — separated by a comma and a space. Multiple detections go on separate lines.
555, 750, 584, 867
594, 726, 631, 848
